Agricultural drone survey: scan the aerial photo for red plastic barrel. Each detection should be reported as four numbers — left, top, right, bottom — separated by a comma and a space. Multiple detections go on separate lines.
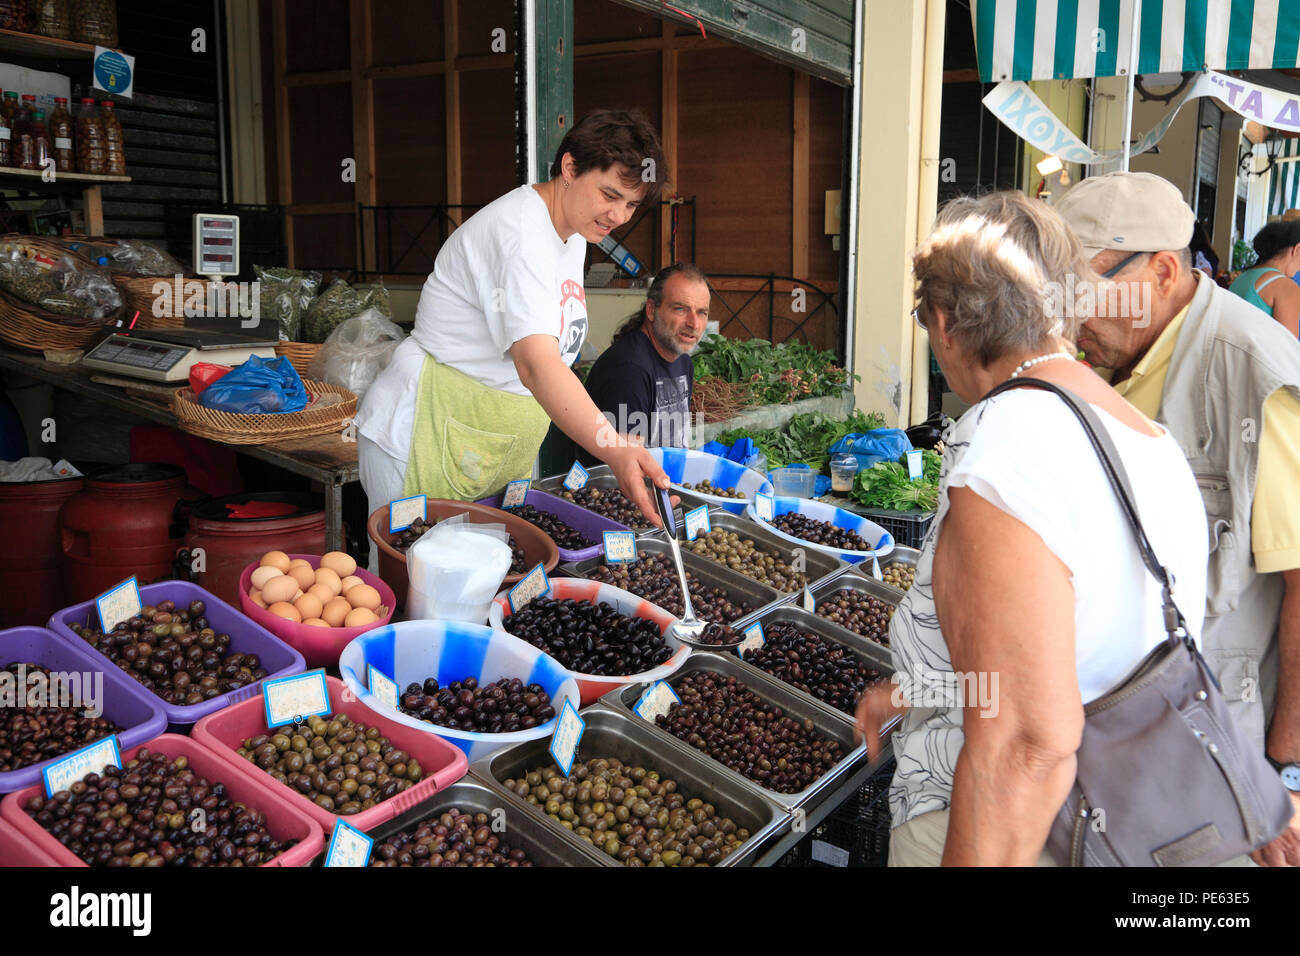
0, 474, 84, 628
183, 492, 325, 606
59, 464, 188, 605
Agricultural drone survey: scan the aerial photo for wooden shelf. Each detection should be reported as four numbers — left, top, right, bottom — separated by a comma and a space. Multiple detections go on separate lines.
0, 166, 130, 183
0, 28, 98, 60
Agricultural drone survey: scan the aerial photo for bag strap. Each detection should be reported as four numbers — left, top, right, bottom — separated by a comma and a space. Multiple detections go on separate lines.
979, 377, 1191, 645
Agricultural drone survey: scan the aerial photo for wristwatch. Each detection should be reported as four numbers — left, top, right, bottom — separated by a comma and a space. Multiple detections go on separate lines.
1266, 754, 1300, 793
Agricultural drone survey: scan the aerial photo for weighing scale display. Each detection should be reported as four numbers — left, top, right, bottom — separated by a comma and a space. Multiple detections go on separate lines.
87, 338, 186, 372
193, 215, 240, 277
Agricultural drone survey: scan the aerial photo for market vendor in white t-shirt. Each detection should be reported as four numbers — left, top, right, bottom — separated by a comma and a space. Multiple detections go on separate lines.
356, 109, 672, 526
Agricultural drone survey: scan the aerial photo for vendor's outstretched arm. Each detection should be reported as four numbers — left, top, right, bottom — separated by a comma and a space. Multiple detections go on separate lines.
512, 333, 670, 525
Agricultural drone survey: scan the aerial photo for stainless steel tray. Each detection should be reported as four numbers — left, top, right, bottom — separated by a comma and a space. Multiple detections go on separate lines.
744, 603, 894, 699
855, 544, 920, 597
471, 706, 788, 867
359, 777, 600, 867
641, 510, 847, 595
561, 536, 785, 625
807, 572, 903, 657
600, 651, 867, 812
537, 466, 719, 523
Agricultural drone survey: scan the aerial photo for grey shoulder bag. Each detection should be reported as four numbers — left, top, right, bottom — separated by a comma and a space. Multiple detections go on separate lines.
983, 378, 1294, 867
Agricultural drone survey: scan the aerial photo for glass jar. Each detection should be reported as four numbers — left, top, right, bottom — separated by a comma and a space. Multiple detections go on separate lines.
75, 97, 103, 174
1, 92, 19, 167
31, 0, 69, 37
70, 0, 115, 46
99, 99, 123, 174
48, 96, 73, 172
22, 110, 50, 171
0, 0, 31, 32
829, 453, 860, 494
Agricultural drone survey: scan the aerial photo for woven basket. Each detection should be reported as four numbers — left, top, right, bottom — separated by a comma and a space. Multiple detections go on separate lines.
0, 287, 114, 352
172, 379, 357, 445
274, 341, 321, 375
112, 274, 186, 330
0, 233, 96, 266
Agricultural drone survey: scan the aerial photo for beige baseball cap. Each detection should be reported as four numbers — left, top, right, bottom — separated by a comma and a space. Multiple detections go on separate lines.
1054, 171, 1196, 261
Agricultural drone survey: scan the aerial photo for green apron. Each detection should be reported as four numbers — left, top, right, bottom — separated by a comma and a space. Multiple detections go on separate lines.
402, 355, 551, 500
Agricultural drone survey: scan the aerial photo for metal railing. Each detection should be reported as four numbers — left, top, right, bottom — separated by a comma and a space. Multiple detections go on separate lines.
356, 203, 485, 280
705, 273, 841, 355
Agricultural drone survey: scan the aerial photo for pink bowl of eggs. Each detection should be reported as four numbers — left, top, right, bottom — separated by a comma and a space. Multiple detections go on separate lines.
238, 551, 396, 669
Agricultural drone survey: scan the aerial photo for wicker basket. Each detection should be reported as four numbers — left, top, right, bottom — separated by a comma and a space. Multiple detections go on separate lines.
112, 274, 186, 330
0, 287, 115, 352
172, 379, 357, 445
274, 341, 321, 376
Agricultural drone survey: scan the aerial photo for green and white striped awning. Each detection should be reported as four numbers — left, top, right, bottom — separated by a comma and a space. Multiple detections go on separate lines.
1266, 138, 1300, 216
974, 0, 1300, 83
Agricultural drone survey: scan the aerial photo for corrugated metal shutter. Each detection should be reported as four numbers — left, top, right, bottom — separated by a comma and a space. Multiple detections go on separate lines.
610, 0, 853, 86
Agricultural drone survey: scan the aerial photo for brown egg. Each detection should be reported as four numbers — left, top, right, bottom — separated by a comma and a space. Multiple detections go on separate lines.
269, 602, 302, 623
314, 566, 342, 596
306, 583, 334, 605
250, 589, 267, 609
287, 565, 316, 591
302, 618, 331, 628
261, 575, 298, 606
344, 606, 377, 628
288, 558, 312, 570
294, 592, 324, 621
339, 575, 365, 595
251, 565, 282, 590
320, 551, 357, 578
321, 597, 351, 627
345, 584, 382, 612
260, 550, 291, 573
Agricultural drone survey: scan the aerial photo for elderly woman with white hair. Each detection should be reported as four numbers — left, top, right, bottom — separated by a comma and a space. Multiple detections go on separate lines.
855, 191, 1210, 866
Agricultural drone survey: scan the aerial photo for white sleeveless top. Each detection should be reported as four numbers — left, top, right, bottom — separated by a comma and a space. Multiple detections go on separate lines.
889, 389, 1209, 828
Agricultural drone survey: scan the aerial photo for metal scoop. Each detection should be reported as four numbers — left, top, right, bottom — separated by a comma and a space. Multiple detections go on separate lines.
653, 487, 743, 649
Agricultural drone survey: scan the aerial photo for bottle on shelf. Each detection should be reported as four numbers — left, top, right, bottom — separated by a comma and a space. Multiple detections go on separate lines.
15, 95, 36, 171
25, 110, 51, 172
48, 96, 73, 172
99, 99, 124, 175
75, 96, 104, 174
0, 90, 10, 168
33, 0, 71, 39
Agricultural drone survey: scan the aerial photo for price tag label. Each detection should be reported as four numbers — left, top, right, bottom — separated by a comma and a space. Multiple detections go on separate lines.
634, 680, 680, 722
95, 577, 141, 632
263, 668, 331, 729
738, 621, 766, 656
603, 531, 637, 564
802, 586, 816, 613
562, 461, 589, 491
684, 505, 711, 542
388, 494, 427, 533
871, 556, 883, 581
503, 479, 530, 508
906, 450, 923, 481
549, 699, 585, 775
508, 564, 551, 613
43, 736, 122, 797
811, 839, 850, 867
754, 492, 775, 522
367, 665, 399, 710
324, 820, 374, 868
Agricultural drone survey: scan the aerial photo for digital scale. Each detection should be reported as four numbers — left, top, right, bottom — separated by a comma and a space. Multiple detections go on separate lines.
81, 328, 277, 383
193, 213, 240, 277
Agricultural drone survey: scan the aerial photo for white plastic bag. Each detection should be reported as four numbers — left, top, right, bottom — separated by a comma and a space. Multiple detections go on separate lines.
306, 307, 405, 401
407, 515, 511, 623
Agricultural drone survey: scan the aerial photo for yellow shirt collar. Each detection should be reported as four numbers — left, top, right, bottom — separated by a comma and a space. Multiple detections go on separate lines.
1111, 303, 1192, 406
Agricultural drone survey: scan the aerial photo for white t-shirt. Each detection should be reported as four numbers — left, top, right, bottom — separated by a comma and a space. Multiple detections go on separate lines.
356, 185, 589, 459
889, 389, 1209, 827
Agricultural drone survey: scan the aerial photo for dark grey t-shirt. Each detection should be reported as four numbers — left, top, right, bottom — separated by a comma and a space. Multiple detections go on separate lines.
583, 327, 692, 460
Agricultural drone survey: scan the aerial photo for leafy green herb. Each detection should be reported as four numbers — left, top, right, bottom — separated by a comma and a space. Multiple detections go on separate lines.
715, 409, 887, 472
850, 449, 942, 512
693, 336, 856, 406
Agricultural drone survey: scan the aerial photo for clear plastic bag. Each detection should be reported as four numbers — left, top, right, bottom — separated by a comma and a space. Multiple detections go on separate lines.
305, 308, 405, 403
255, 264, 322, 342
406, 515, 512, 622
67, 237, 185, 277
0, 249, 121, 322
301, 278, 391, 344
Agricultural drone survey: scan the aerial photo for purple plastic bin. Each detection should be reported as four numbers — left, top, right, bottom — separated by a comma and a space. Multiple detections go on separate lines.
0, 627, 168, 794
476, 488, 630, 563
47, 581, 306, 730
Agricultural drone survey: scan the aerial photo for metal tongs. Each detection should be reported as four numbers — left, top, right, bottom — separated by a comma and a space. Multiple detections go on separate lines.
652, 486, 743, 650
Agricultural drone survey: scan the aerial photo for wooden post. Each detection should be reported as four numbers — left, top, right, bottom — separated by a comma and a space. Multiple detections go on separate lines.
351, 0, 376, 277
792, 71, 810, 279
272, 0, 294, 266
82, 185, 103, 234
659, 18, 677, 269
445, 0, 462, 224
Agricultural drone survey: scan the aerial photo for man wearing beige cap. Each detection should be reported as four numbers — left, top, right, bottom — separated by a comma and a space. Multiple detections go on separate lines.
1056, 171, 1300, 866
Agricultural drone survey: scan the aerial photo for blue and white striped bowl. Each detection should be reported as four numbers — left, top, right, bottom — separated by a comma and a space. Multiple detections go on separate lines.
648, 447, 773, 515
745, 496, 895, 564
339, 620, 580, 763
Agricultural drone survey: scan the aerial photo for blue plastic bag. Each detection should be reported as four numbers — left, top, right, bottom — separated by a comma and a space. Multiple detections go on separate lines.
828, 428, 913, 471
700, 437, 757, 464
198, 355, 309, 414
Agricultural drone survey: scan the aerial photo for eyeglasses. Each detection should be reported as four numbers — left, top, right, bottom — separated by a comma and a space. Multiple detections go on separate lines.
1099, 251, 1149, 280
912, 306, 927, 331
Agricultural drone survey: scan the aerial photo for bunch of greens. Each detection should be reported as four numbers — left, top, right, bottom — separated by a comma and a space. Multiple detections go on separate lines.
715, 409, 887, 472
851, 449, 942, 512
693, 336, 854, 405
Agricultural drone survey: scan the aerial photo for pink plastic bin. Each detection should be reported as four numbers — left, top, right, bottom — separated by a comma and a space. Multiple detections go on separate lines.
238, 555, 396, 669
0, 816, 56, 866
0, 733, 325, 867
192, 675, 468, 834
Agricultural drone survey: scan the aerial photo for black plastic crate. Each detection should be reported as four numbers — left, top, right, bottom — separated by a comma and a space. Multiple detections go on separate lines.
861, 508, 935, 550
775, 759, 895, 867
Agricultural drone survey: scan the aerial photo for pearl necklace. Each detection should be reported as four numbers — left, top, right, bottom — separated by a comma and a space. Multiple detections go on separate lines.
1009, 352, 1076, 379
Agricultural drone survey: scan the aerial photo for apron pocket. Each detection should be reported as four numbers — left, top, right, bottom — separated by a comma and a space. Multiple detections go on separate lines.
441, 415, 519, 500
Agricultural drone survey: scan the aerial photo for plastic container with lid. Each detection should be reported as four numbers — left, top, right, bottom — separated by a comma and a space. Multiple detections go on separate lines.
48, 97, 72, 172
25, 110, 50, 171
830, 452, 860, 494
71, 0, 116, 46
0, 1, 30, 31
99, 99, 124, 175
32, 0, 70, 38
75, 97, 103, 174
